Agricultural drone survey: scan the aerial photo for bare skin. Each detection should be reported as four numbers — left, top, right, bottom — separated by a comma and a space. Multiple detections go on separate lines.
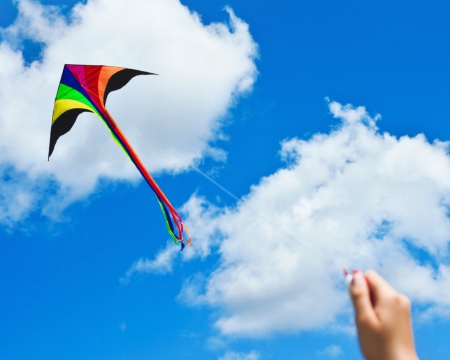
349, 270, 419, 360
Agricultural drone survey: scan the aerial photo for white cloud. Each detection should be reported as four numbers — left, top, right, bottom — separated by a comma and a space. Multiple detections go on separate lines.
218, 350, 259, 360
178, 100, 450, 336
0, 0, 258, 223
120, 241, 179, 284
416, 303, 450, 323
0, 166, 37, 226
317, 344, 343, 358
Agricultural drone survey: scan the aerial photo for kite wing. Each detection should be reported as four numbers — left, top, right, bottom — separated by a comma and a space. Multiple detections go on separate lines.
49, 64, 191, 250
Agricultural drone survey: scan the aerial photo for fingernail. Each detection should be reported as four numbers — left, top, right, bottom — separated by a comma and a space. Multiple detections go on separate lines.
343, 268, 353, 288
351, 271, 364, 286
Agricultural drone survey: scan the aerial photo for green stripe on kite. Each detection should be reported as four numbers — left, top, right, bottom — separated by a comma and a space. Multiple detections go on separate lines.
56, 84, 97, 112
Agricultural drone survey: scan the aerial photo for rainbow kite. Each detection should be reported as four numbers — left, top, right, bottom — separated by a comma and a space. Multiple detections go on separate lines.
48, 64, 191, 250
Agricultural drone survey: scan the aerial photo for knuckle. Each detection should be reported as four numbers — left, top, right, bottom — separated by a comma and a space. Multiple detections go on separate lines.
398, 294, 411, 308
392, 293, 410, 308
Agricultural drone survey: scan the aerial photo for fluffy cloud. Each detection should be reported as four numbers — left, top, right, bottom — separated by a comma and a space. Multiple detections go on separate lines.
120, 241, 179, 283
317, 344, 343, 358
218, 350, 259, 360
177, 101, 450, 336
0, 0, 258, 223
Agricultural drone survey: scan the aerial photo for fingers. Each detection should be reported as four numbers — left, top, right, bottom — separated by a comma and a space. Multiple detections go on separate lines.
364, 270, 397, 305
349, 271, 378, 326
346, 270, 419, 360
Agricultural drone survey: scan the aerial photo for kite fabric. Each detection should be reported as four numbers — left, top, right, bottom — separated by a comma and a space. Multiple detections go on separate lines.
48, 64, 191, 250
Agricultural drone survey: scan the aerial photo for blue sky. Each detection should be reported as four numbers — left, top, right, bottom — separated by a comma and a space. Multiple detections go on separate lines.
0, 0, 449, 359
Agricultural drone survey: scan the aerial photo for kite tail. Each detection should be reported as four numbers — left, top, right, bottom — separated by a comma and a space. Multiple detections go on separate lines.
101, 109, 191, 250
156, 195, 191, 250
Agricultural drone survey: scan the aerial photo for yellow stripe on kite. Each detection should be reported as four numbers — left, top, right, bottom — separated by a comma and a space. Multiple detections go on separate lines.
52, 99, 97, 123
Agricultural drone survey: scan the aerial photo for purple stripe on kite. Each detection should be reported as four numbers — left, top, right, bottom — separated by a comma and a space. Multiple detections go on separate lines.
67, 65, 89, 95
67, 65, 103, 111
158, 195, 175, 234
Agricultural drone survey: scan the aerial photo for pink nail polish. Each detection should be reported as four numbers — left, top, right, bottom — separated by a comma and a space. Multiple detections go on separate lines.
343, 268, 353, 288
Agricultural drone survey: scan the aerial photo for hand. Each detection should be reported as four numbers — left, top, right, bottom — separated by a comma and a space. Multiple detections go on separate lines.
348, 270, 419, 360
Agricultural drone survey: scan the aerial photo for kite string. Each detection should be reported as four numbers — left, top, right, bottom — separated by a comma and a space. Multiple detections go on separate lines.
191, 166, 330, 264
191, 166, 241, 202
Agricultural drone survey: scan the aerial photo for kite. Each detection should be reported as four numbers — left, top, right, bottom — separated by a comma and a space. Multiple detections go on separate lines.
48, 64, 191, 250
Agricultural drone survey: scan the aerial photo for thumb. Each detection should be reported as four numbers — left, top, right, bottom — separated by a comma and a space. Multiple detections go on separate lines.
349, 271, 378, 326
